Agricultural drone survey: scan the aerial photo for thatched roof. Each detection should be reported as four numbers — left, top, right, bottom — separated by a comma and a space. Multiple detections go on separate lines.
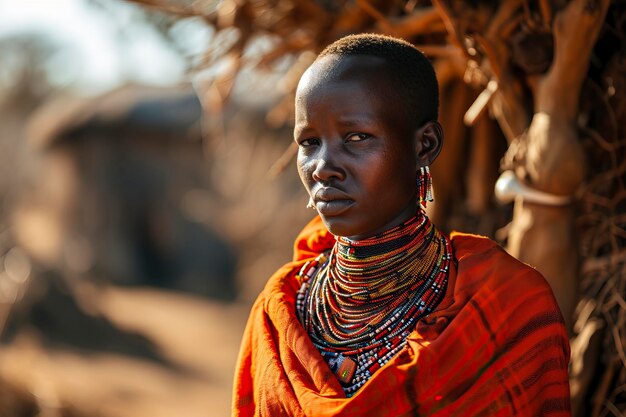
26, 84, 202, 149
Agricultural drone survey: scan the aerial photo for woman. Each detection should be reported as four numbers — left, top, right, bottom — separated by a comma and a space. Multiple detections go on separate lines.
232, 34, 570, 416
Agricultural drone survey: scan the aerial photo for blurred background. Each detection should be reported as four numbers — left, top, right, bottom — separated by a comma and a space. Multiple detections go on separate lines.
0, 1, 624, 416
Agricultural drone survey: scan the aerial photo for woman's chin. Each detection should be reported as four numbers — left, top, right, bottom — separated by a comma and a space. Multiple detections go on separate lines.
320, 217, 375, 241
319, 216, 357, 238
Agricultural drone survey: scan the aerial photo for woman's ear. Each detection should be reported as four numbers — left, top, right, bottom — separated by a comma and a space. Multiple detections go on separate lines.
414, 120, 444, 166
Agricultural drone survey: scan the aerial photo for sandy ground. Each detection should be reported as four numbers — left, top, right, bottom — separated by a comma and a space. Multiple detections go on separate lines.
0, 284, 251, 417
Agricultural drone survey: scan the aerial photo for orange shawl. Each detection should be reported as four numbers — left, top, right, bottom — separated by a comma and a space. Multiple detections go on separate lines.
233, 217, 571, 416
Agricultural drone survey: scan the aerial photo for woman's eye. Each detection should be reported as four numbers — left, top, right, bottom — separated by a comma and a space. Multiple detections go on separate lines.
299, 138, 320, 147
345, 133, 369, 142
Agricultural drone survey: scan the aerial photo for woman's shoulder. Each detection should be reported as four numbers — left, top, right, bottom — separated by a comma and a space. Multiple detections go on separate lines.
292, 216, 335, 262
449, 231, 549, 289
252, 218, 331, 309
447, 231, 564, 328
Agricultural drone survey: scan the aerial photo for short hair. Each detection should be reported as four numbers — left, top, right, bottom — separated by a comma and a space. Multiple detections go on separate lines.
318, 33, 439, 126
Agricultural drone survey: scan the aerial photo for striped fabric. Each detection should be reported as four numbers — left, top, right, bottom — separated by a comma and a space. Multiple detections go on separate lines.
232, 217, 571, 416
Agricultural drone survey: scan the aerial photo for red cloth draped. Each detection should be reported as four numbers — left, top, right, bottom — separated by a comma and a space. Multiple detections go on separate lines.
233, 217, 571, 416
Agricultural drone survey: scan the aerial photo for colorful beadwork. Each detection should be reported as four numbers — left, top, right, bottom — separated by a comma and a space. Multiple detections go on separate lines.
417, 166, 433, 207
296, 210, 452, 396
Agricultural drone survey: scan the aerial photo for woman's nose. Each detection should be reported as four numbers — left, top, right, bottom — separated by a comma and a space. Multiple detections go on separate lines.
311, 146, 345, 183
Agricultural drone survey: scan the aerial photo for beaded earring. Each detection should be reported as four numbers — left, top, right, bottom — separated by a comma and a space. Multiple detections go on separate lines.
417, 166, 433, 207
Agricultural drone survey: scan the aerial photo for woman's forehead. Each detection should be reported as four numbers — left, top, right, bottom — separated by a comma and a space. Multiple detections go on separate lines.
296, 55, 399, 111
295, 75, 393, 125
297, 55, 393, 95
294, 59, 413, 139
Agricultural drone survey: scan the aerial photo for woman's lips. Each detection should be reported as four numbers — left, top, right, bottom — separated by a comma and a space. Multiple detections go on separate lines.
315, 199, 355, 216
313, 187, 354, 216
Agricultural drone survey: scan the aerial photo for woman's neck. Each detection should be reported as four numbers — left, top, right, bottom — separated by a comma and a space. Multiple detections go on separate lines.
343, 203, 420, 241
332, 210, 436, 286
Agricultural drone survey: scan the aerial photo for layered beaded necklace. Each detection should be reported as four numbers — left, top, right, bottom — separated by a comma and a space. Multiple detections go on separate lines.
295, 211, 452, 397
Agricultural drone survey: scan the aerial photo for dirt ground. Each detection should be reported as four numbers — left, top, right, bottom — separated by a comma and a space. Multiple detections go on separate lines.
0, 284, 251, 417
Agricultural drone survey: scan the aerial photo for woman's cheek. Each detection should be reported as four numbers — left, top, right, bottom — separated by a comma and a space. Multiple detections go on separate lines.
296, 162, 314, 191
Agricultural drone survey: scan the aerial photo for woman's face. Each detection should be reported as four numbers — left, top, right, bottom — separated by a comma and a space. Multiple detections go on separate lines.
294, 54, 422, 240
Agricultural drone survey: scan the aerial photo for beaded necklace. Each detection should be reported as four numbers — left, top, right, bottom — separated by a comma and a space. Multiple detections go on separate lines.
295, 211, 452, 396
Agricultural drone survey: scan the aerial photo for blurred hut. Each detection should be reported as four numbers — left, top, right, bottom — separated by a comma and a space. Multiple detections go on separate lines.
17, 85, 237, 300
0, 85, 242, 416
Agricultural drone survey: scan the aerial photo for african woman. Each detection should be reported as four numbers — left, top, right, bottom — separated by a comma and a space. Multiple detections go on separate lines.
232, 34, 570, 417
